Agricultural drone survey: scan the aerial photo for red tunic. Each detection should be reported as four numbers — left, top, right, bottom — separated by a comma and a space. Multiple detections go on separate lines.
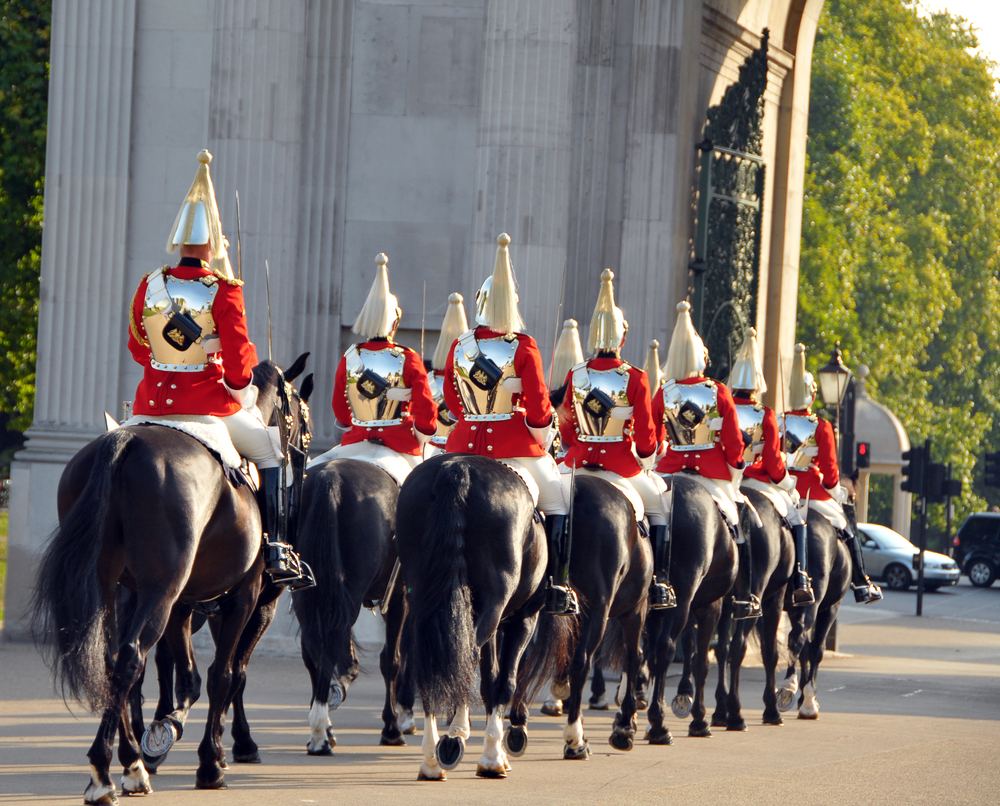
733, 394, 787, 485
786, 409, 839, 501
128, 261, 257, 417
444, 327, 552, 459
332, 340, 438, 456
652, 376, 744, 480
557, 358, 656, 478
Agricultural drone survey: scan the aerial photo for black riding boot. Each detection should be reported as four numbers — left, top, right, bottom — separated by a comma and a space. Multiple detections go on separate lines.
648, 524, 677, 610
791, 523, 815, 606
732, 506, 762, 619
544, 514, 579, 616
843, 530, 882, 604
259, 467, 315, 589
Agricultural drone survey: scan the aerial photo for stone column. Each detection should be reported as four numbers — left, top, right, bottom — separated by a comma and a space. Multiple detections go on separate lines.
5, 0, 138, 639
469, 0, 577, 364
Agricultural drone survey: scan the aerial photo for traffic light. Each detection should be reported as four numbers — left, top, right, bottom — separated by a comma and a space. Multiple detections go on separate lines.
856, 441, 871, 469
985, 451, 1000, 487
943, 477, 963, 498
900, 445, 926, 494
925, 463, 946, 504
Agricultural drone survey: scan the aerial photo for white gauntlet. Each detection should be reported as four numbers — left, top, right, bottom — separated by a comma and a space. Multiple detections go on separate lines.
776, 471, 797, 493
224, 379, 259, 411
830, 484, 848, 504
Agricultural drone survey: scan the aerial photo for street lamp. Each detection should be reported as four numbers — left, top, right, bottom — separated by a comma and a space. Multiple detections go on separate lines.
817, 342, 852, 417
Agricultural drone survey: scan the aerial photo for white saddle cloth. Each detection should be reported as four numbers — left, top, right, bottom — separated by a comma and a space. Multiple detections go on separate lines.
809, 497, 848, 531
308, 441, 420, 487
560, 466, 645, 523
122, 414, 241, 469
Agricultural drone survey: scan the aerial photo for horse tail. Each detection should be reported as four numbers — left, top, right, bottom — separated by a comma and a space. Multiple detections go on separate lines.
30, 428, 134, 711
512, 609, 578, 711
293, 470, 355, 677
406, 459, 479, 714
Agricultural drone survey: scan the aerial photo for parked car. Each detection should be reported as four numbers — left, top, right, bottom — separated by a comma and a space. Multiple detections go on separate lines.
953, 512, 1000, 588
857, 523, 960, 591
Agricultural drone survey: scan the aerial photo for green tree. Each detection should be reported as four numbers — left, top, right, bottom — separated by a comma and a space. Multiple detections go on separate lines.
0, 1, 50, 433
800, 0, 1000, 546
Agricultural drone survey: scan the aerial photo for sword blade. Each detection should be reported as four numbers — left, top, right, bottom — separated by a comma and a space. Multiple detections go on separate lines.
265, 259, 273, 362
235, 190, 243, 283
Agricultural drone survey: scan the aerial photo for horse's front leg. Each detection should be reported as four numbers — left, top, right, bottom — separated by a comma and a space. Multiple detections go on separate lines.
563, 612, 605, 760
777, 600, 812, 711
609, 608, 644, 752
671, 619, 697, 719
711, 600, 733, 727
760, 586, 785, 725
418, 708, 445, 780
380, 590, 408, 745
689, 602, 722, 737
644, 608, 679, 745
725, 616, 751, 731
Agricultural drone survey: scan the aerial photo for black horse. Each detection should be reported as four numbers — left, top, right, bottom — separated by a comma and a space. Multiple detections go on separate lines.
293, 457, 413, 753
395, 453, 561, 779
511, 475, 652, 759
777, 507, 852, 719
708, 486, 795, 729
32, 358, 309, 802
642, 474, 737, 743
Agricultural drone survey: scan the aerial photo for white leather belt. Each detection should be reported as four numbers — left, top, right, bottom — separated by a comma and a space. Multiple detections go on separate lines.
150, 356, 221, 373
672, 441, 719, 452
579, 435, 625, 443
466, 410, 520, 422
352, 417, 404, 427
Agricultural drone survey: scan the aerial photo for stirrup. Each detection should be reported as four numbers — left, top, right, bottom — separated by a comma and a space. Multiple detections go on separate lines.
852, 579, 883, 604
648, 580, 677, 610
791, 570, 815, 606
732, 593, 762, 620
545, 584, 580, 616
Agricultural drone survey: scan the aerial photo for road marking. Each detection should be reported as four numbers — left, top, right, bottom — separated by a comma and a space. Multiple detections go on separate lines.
902, 690, 923, 698
827, 686, 846, 692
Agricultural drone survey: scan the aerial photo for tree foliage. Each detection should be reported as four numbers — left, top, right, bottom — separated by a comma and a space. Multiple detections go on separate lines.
800, 0, 1000, 544
0, 1, 49, 433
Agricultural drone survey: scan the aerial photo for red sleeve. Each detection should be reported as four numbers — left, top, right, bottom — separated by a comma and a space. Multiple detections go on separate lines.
761, 407, 786, 482
213, 282, 256, 390
629, 368, 657, 458
403, 348, 439, 436
651, 384, 665, 446
715, 382, 746, 469
515, 334, 553, 429
815, 418, 840, 489
127, 277, 152, 367
443, 339, 463, 420
331, 353, 352, 427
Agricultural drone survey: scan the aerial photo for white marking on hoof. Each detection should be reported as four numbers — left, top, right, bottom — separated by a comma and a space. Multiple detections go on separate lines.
121, 760, 152, 795
551, 679, 571, 700
307, 699, 334, 753
84, 765, 117, 805
449, 703, 471, 740
476, 706, 507, 776
615, 672, 627, 707
399, 707, 416, 735
562, 717, 585, 749
776, 677, 799, 712
798, 681, 819, 719
540, 695, 563, 716
420, 712, 445, 781
589, 695, 608, 710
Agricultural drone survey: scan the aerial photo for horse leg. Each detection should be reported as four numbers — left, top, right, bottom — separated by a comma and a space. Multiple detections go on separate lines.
725, 617, 750, 731
152, 639, 175, 720
609, 609, 643, 752
589, 654, 609, 710
798, 604, 838, 720
711, 599, 734, 727
671, 618, 696, 719
379, 590, 407, 745
304, 649, 335, 755
645, 608, 680, 745
563, 613, 605, 760
777, 602, 812, 711
760, 588, 785, 725
418, 708, 445, 781
689, 602, 722, 737
475, 634, 506, 777
117, 710, 152, 797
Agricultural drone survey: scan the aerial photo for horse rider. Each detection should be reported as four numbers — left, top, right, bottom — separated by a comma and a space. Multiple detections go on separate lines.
309, 253, 437, 484
126, 149, 309, 587
783, 344, 883, 604
729, 328, 815, 605
652, 301, 761, 619
442, 233, 576, 616
426, 292, 469, 456
555, 270, 676, 610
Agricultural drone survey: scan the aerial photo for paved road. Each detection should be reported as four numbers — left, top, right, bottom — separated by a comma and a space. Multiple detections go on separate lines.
1, 581, 998, 806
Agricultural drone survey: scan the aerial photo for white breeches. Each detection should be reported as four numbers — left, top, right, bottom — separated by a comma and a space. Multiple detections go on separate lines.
220, 408, 282, 468
566, 468, 668, 525
504, 454, 569, 515
742, 478, 804, 526
809, 497, 847, 531
308, 441, 421, 486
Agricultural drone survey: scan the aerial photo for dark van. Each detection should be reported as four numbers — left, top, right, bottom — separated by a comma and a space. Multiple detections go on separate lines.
954, 513, 1000, 587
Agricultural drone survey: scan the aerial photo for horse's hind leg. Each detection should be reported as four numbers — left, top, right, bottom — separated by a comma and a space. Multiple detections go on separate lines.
725, 617, 751, 731
711, 600, 734, 727
563, 612, 606, 760
798, 603, 839, 720
777, 602, 812, 711
645, 608, 681, 745
380, 590, 408, 745
609, 609, 643, 752
689, 602, 722, 737
304, 649, 335, 755
590, 653, 608, 710
760, 589, 785, 725
671, 618, 697, 719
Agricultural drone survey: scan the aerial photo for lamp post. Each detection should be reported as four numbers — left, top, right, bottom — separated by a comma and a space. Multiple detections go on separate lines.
817, 342, 855, 475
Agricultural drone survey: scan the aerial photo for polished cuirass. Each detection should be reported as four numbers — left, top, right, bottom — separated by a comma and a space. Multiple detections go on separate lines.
344, 345, 408, 427
782, 412, 819, 472
660, 380, 721, 451
143, 268, 219, 372
735, 401, 766, 464
570, 362, 632, 442
453, 330, 521, 421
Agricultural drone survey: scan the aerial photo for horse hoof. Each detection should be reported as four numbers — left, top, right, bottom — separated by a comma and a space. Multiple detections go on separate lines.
688, 722, 712, 738
540, 700, 563, 717
711, 714, 727, 728
476, 763, 508, 778
563, 740, 591, 760
588, 696, 609, 711
776, 687, 796, 712
726, 720, 747, 732
141, 752, 165, 774
671, 694, 693, 719
194, 770, 227, 790
140, 719, 178, 760
84, 783, 118, 806
398, 709, 416, 735
763, 715, 784, 726
307, 741, 334, 756
797, 710, 819, 721
436, 735, 465, 771
328, 681, 346, 711
503, 725, 528, 757
608, 730, 634, 752
233, 749, 262, 764
635, 695, 648, 711
380, 733, 407, 747
418, 768, 446, 781
646, 726, 673, 745
551, 681, 571, 700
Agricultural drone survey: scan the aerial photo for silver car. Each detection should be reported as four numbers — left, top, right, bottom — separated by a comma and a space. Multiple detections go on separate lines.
858, 523, 961, 591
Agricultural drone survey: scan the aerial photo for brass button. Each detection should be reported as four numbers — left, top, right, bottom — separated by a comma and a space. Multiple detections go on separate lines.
148, 400, 154, 405
166, 399, 173, 405
488, 445, 493, 451
487, 428, 493, 433
472, 425, 478, 430
170, 384, 177, 389
157, 382, 162, 387
468, 443, 474, 448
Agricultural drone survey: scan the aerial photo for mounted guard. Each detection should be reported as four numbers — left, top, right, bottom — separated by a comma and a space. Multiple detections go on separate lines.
730, 328, 815, 605
310, 253, 438, 483
426, 292, 469, 455
652, 301, 760, 619
555, 269, 675, 609
442, 232, 575, 615
126, 149, 309, 588
783, 345, 882, 604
